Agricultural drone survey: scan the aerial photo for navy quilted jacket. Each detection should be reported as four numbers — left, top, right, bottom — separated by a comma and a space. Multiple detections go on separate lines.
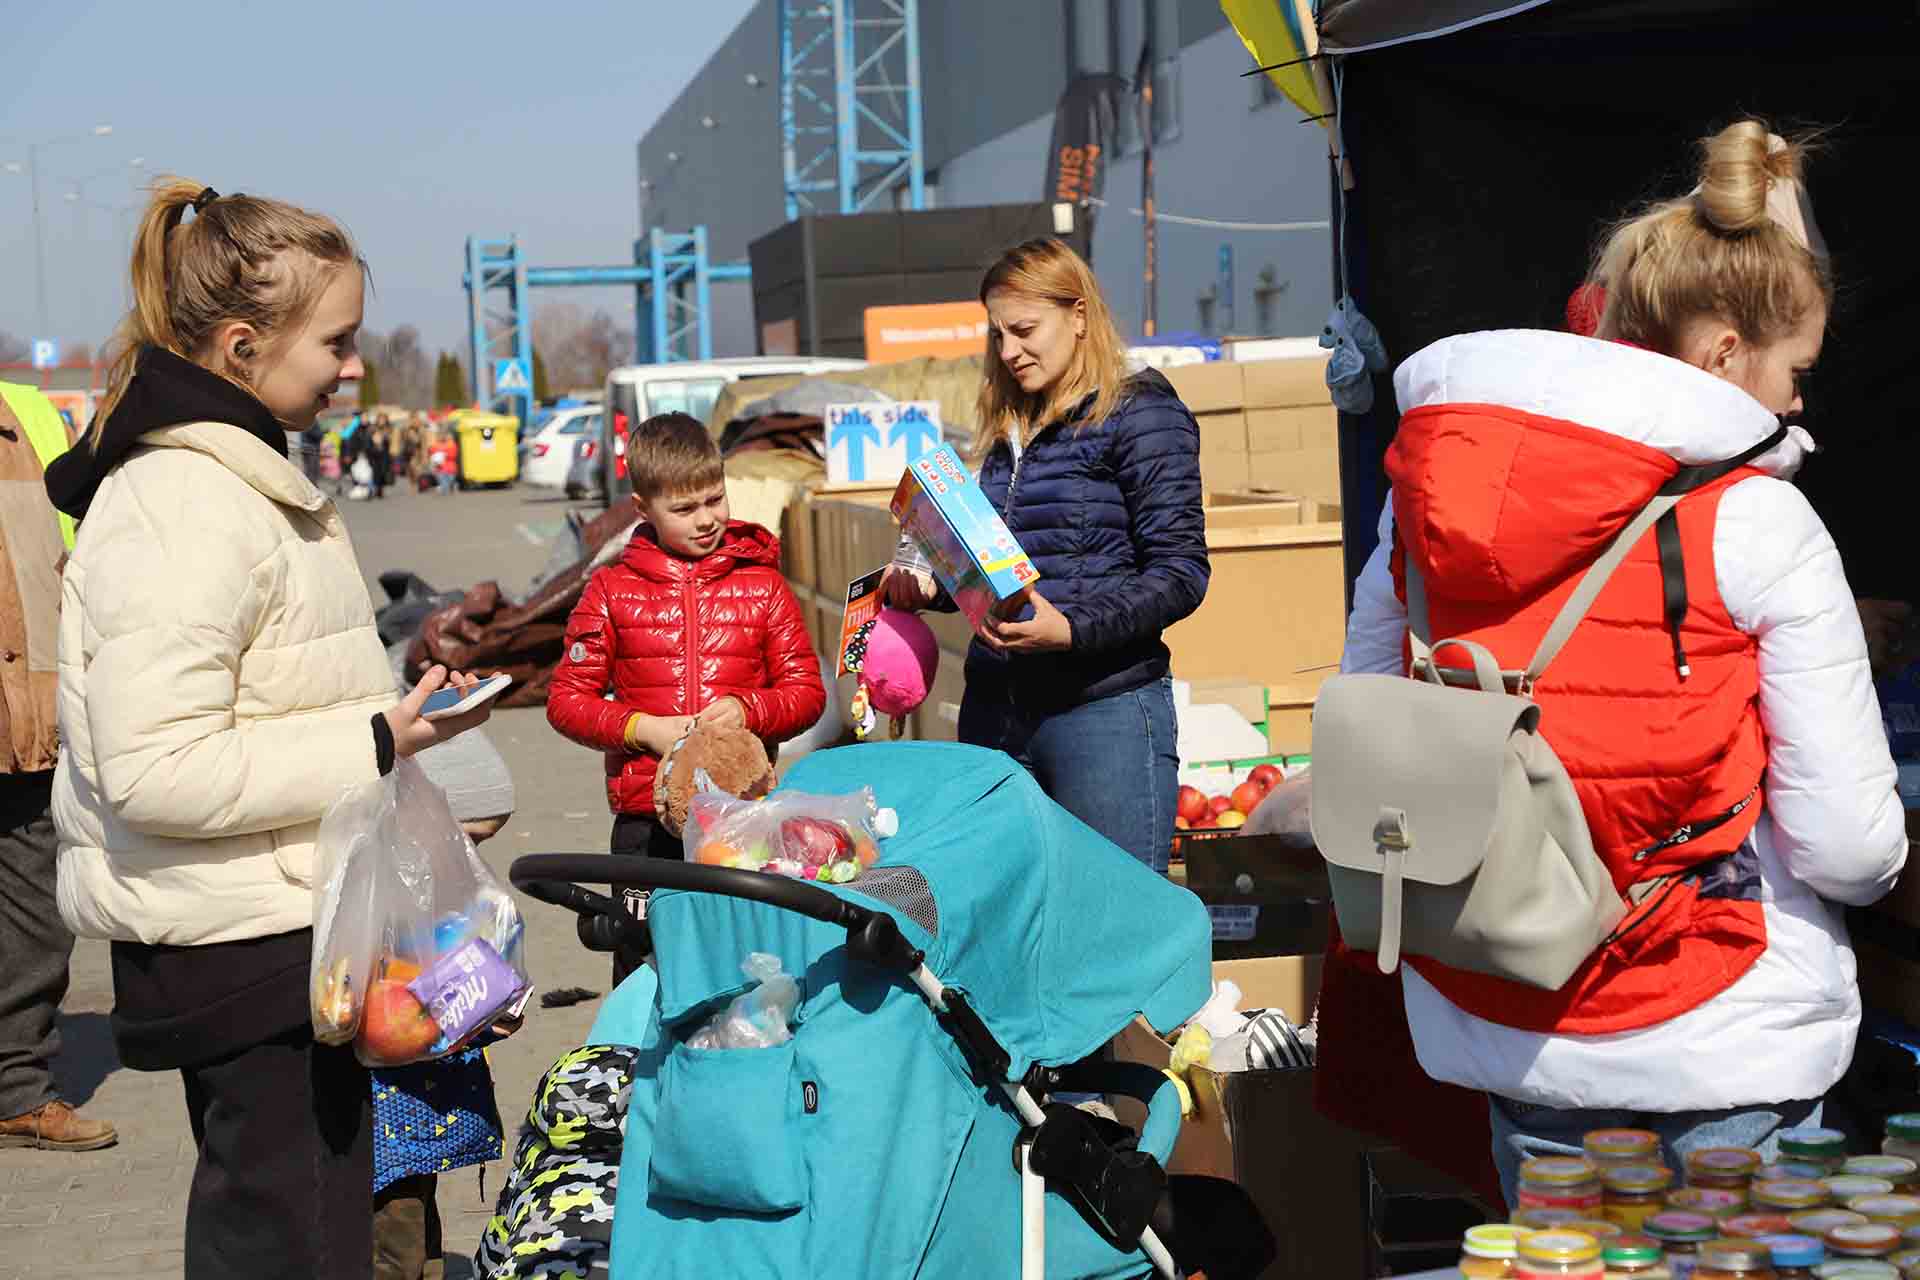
965, 368, 1210, 709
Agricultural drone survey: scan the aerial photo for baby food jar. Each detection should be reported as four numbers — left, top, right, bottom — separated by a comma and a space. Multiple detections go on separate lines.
1779, 1130, 1850, 1177
1828, 1181, 1899, 1206
1885, 1248, 1920, 1276
1884, 1115, 1920, 1168
1608, 1168, 1680, 1233
1462, 1223, 1530, 1278
1572, 1222, 1627, 1243
1849, 1199, 1920, 1232
1792, 1212, 1871, 1238
1522, 1210, 1598, 1231
1517, 1231, 1606, 1279
1603, 1237, 1674, 1280
1827, 1223, 1903, 1261
1648, 1212, 1721, 1273
1757, 1234, 1826, 1279
1692, 1150, 1765, 1193
1756, 1183, 1834, 1215
1523, 1159, 1606, 1215
1767, 1165, 1844, 1186
1587, 1130, 1665, 1170
1845, 1159, 1920, 1194
1669, 1188, 1747, 1220
1694, 1240, 1778, 1279
1811, 1263, 1899, 1278
1725, 1217, 1800, 1241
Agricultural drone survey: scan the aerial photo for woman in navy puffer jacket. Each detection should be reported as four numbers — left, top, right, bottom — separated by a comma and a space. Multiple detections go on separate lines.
887, 238, 1209, 871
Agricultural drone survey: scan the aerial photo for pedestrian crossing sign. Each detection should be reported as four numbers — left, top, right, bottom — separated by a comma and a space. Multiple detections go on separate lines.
493, 358, 531, 395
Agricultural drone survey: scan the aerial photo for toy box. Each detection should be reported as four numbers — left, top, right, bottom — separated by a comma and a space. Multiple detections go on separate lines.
889, 444, 1038, 636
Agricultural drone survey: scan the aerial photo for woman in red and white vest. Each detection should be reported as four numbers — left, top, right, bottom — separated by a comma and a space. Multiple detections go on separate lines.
1342, 120, 1907, 1200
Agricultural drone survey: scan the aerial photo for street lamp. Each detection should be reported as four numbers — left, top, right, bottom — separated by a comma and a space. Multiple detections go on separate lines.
0, 124, 115, 342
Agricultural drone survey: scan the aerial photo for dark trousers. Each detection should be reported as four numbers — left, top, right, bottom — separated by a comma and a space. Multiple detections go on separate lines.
610, 814, 679, 988
373, 1174, 443, 1280
0, 771, 68, 1119
180, 1028, 373, 1280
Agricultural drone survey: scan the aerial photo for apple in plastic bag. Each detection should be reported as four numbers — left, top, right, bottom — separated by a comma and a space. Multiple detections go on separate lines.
779, 818, 852, 868
358, 978, 441, 1064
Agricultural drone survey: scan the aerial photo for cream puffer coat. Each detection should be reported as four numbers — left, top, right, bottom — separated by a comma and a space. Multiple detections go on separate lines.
53, 422, 397, 945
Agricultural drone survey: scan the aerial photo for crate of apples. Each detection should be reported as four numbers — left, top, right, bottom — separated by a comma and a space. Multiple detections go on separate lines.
1176, 763, 1284, 833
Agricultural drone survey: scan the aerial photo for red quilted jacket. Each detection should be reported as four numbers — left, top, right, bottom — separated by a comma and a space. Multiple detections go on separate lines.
546, 520, 825, 815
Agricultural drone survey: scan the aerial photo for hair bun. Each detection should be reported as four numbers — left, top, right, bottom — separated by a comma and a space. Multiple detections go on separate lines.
1696, 119, 1800, 235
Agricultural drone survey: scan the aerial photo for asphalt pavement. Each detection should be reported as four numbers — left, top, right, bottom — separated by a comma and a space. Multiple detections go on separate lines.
0, 480, 625, 1278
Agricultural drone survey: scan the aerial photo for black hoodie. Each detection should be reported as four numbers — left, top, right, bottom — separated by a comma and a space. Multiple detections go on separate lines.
46, 345, 287, 520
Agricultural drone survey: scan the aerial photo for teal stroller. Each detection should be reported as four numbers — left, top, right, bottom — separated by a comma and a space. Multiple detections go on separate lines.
507, 742, 1274, 1279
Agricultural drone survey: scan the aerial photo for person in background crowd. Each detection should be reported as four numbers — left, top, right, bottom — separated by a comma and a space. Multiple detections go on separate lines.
42, 177, 493, 1279
547, 412, 825, 986
430, 430, 458, 494
1335, 120, 1906, 1203
368, 416, 392, 500
883, 237, 1210, 874
0, 379, 117, 1154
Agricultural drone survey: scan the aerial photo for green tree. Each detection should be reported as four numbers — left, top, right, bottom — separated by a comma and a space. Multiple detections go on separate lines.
434, 352, 466, 407
532, 345, 552, 401
358, 359, 382, 410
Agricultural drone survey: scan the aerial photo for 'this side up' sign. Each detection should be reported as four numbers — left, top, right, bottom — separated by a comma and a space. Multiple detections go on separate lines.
825, 400, 944, 486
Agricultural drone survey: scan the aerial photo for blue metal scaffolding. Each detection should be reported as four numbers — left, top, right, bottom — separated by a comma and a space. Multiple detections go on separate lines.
781, 0, 925, 217
462, 228, 750, 417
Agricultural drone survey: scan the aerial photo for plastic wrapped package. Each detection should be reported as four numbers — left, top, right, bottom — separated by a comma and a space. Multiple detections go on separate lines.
310, 757, 531, 1066
685, 954, 801, 1050
684, 787, 891, 884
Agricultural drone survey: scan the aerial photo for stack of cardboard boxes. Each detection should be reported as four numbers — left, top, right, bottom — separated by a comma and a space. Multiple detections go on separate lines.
1165, 350, 1340, 508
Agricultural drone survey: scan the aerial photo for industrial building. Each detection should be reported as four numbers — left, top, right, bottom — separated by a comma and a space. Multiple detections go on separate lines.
635, 0, 1334, 359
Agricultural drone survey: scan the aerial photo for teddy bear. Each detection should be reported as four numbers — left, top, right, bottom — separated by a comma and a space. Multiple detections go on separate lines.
651, 718, 777, 838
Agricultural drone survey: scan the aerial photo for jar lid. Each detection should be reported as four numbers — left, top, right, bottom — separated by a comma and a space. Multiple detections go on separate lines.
1669, 1187, 1744, 1213
1830, 1178, 1901, 1201
1759, 1180, 1836, 1209
1795, 1210, 1873, 1234
1522, 1156, 1600, 1186
1760, 1234, 1829, 1267
1691, 1147, 1765, 1177
1829, 1222, 1904, 1255
1851, 1196, 1920, 1220
1814, 1263, 1901, 1278
1725, 1213, 1798, 1238
1516, 1208, 1587, 1229
1765, 1162, 1839, 1183
1701, 1239, 1777, 1270
1602, 1238, 1664, 1267
1519, 1231, 1602, 1264
1463, 1224, 1528, 1260
1645, 1210, 1720, 1242
1887, 1247, 1920, 1271
1586, 1128, 1661, 1158
1783, 1127, 1853, 1157
1849, 1157, 1920, 1181
1565, 1219, 1622, 1240
1606, 1164, 1676, 1193
1888, 1114, 1920, 1144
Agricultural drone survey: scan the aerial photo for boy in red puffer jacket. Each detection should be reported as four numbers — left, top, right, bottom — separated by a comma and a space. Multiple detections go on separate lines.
547, 413, 825, 980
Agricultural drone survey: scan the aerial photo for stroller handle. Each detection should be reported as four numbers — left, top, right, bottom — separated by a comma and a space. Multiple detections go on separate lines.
509, 854, 871, 929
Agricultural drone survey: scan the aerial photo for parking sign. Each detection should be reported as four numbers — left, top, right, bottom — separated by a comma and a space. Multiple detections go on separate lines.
30, 339, 58, 370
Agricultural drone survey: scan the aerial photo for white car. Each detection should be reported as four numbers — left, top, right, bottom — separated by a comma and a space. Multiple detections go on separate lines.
520, 406, 603, 490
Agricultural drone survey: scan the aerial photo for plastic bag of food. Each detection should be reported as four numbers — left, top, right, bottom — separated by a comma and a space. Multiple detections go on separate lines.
310, 757, 531, 1066
685, 953, 800, 1050
683, 787, 891, 884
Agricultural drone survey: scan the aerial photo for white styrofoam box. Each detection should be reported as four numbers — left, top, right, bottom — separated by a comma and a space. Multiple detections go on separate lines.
1177, 701, 1269, 766
1171, 677, 1193, 711
1228, 336, 1326, 363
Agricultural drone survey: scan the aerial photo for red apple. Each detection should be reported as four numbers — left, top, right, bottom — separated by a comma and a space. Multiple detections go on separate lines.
1193, 815, 1216, 829
1231, 780, 1266, 817
1208, 795, 1233, 817
1215, 810, 1247, 830
1177, 786, 1208, 824
357, 978, 441, 1065
1174, 815, 1190, 831
1249, 764, 1284, 792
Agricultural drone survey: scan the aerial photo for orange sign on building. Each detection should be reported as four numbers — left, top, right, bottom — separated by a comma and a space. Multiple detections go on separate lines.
863, 301, 991, 364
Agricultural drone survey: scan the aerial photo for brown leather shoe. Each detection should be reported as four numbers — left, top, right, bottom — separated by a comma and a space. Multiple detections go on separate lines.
0, 1099, 118, 1151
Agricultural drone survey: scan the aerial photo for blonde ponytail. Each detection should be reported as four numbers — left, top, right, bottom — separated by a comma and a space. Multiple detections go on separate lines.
1592, 119, 1830, 355
92, 176, 365, 442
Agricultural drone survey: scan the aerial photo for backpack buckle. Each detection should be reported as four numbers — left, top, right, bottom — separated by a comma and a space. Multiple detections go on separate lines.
1372, 807, 1411, 852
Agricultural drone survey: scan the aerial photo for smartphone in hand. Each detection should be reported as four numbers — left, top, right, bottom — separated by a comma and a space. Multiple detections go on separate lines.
420, 673, 512, 721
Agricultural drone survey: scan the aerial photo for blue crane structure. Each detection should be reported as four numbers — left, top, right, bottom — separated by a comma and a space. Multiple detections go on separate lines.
781, 0, 926, 218
462, 227, 750, 420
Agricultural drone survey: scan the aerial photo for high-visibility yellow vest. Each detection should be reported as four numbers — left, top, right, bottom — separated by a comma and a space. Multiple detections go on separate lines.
0, 382, 78, 550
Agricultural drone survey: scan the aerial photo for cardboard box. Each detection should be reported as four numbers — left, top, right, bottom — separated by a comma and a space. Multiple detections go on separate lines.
1164, 360, 1246, 415
1240, 353, 1331, 409
1185, 677, 1268, 729
1177, 829, 1332, 960
909, 647, 968, 742
826, 401, 945, 485
1248, 446, 1342, 506
1200, 447, 1251, 497
1166, 523, 1346, 689
1226, 336, 1326, 364
891, 445, 1040, 635
1246, 404, 1335, 455
1194, 409, 1249, 453
1264, 676, 1328, 756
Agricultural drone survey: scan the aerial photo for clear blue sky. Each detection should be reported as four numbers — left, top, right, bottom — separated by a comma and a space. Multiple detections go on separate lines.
0, 0, 755, 358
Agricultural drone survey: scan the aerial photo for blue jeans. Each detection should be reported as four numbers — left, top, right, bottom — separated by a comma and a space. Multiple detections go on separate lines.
1487, 1093, 1823, 1211
958, 677, 1178, 874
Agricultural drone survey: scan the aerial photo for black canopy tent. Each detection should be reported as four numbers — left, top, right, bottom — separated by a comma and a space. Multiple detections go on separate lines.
1326, 0, 1920, 602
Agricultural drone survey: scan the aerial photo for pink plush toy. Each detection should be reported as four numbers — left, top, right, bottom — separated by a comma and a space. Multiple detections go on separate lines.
846, 608, 939, 740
